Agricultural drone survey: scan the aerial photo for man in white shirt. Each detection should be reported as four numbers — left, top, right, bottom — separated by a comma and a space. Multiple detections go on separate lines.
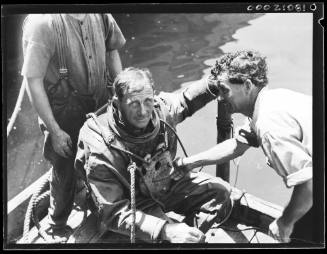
174, 50, 313, 244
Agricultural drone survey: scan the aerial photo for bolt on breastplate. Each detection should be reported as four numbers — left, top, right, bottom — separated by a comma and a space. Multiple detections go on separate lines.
137, 142, 174, 197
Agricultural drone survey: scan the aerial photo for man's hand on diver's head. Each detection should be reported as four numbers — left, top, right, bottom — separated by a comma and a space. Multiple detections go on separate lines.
206, 74, 221, 97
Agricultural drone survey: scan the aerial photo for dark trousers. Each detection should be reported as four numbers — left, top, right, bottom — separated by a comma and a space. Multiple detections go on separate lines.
290, 208, 314, 244
39, 111, 85, 229
157, 172, 232, 233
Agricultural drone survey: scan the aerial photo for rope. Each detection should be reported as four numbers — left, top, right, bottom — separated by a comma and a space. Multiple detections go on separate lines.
7, 79, 26, 137
22, 169, 51, 243
22, 188, 34, 243
32, 190, 51, 241
249, 229, 259, 243
32, 190, 50, 230
128, 161, 137, 243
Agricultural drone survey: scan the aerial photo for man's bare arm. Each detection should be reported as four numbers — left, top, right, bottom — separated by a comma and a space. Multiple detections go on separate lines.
280, 179, 313, 227
25, 77, 72, 158
182, 138, 250, 171
106, 49, 123, 79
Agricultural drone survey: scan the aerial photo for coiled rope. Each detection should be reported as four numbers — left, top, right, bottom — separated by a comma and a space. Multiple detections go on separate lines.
7, 57, 54, 244
22, 170, 50, 243
32, 190, 51, 241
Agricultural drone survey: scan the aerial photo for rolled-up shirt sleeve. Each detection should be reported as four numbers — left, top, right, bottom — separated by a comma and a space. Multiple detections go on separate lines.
21, 15, 55, 78
261, 132, 312, 188
105, 14, 126, 51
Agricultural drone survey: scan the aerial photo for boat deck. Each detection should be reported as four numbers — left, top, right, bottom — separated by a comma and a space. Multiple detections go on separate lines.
17, 188, 282, 244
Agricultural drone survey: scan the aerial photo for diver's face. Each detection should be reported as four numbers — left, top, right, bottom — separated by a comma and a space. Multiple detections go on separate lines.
217, 73, 248, 114
119, 81, 154, 129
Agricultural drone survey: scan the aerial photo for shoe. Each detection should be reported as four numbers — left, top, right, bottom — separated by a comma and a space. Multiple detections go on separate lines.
40, 225, 74, 243
194, 198, 234, 233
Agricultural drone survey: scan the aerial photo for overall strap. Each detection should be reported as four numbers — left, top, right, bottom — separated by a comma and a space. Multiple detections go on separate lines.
101, 14, 109, 42
51, 14, 69, 80
100, 14, 115, 97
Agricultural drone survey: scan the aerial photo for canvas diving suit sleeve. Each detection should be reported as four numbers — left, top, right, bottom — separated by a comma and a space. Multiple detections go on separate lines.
182, 78, 218, 116
158, 78, 217, 124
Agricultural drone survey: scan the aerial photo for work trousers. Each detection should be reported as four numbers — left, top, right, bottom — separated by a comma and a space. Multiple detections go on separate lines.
91, 171, 232, 242
290, 208, 314, 244
40, 98, 93, 228
157, 172, 232, 232
40, 119, 81, 229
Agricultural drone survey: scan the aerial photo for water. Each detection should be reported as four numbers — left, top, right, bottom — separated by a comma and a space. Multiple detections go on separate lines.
220, 13, 312, 95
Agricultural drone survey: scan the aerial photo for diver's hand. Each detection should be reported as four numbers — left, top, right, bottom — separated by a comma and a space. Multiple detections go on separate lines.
161, 222, 205, 243
268, 217, 293, 243
51, 128, 73, 158
171, 157, 191, 181
206, 74, 220, 97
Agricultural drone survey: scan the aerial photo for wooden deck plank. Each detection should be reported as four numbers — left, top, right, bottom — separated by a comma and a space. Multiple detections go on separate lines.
205, 221, 277, 243
231, 188, 282, 218
17, 206, 87, 244
16, 187, 283, 244
17, 211, 278, 244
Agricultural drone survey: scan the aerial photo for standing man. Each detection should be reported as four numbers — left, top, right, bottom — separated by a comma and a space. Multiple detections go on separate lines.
175, 50, 313, 244
21, 14, 125, 242
74, 67, 233, 243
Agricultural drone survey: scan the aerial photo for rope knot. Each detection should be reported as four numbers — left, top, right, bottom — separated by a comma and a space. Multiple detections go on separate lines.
128, 161, 137, 173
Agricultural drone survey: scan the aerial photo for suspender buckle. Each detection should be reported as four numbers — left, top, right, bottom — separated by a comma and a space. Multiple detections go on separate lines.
59, 68, 69, 79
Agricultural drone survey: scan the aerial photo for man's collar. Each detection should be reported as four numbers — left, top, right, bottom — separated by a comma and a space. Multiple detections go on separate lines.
251, 86, 268, 121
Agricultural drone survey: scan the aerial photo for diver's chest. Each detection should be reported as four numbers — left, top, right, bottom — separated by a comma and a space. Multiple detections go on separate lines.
124, 135, 164, 158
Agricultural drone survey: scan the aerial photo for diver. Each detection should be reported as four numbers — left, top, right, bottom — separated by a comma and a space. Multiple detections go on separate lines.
74, 67, 233, 243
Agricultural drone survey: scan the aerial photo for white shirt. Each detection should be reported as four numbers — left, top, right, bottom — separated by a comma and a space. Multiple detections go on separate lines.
238, 87, 312, 188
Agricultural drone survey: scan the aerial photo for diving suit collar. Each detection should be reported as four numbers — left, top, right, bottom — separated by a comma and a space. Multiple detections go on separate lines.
107, 102, 161, 144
